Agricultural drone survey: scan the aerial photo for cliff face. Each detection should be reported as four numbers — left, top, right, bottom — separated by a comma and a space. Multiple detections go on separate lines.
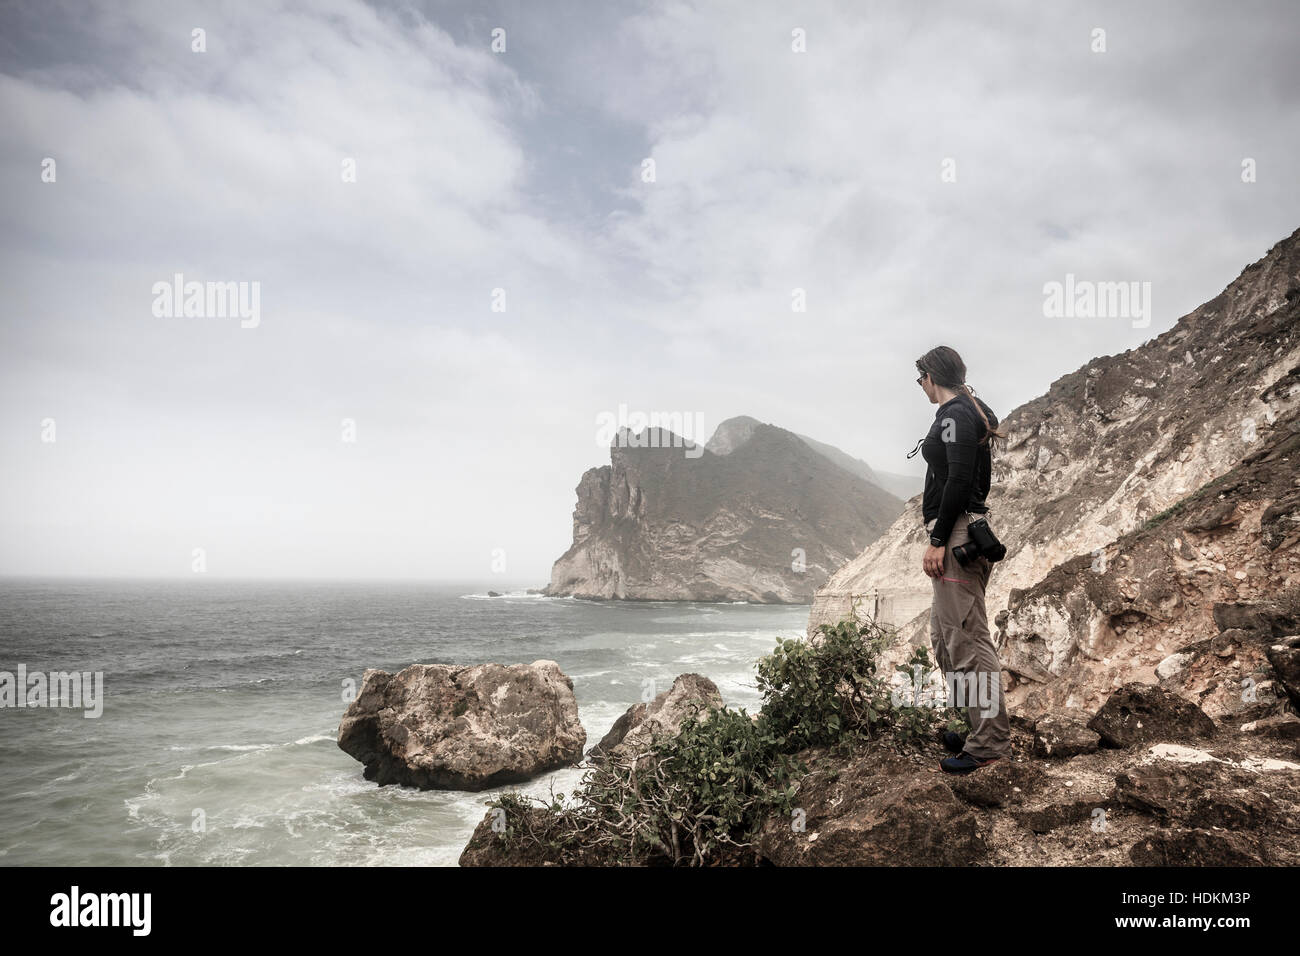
809, 229, 1300, 660
545, 419, 904, 602
996, 392, 1300, 722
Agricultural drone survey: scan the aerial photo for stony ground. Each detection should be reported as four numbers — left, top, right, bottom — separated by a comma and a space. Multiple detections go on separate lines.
460, 678, 1300, 866
750, 713, 1300, 867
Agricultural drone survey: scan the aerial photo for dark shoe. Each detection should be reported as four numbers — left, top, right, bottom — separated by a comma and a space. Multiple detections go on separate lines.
941, 730, 966, 754
939, 751, 1002, 775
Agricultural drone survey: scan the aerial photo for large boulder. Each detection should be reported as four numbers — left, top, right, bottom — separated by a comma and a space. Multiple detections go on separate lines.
586, 673, 722, 766
1087, 683, 1217, 748
337, 660, 585, 791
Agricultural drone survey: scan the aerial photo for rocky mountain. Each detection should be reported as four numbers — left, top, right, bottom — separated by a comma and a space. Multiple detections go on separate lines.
708, 415, 921, 499
544, 417, 904, 602
809, 227, 1300, 719
865, 469, 922, 501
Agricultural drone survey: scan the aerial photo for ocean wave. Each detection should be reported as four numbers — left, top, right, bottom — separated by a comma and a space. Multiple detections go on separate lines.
675, 630, 788, 640
459, 591, 564, 601
568, 668, 613, 679
184, 732, 335, 754
292, 733, 335, 746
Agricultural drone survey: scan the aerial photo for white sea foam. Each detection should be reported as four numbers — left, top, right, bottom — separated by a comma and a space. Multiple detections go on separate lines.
291, 733, 334, 746
676, 630, 784, 640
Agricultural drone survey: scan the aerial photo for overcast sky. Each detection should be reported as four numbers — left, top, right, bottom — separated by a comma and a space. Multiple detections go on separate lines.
1, 0, 1297, 582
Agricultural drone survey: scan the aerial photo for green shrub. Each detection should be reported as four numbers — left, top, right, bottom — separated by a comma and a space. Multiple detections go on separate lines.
755, 613, 949, 754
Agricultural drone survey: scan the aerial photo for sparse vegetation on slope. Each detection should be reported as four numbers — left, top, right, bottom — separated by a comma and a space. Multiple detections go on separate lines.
475, 611, 959, 865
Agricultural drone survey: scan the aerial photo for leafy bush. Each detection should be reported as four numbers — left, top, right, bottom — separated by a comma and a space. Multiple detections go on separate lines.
482, 704, 796, 866
755, 613, 949, 754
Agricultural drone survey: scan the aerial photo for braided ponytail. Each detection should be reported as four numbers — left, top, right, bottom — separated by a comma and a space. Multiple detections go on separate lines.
967, 385, 993, 447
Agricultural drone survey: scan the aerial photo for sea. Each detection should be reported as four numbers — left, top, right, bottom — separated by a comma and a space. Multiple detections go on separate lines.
0, 579, 809, 866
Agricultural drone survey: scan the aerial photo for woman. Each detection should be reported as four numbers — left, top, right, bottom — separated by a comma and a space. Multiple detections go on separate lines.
914, 346, 1011, 774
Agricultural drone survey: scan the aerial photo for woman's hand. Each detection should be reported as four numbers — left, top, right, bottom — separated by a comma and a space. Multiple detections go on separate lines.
922, 543, 946, 578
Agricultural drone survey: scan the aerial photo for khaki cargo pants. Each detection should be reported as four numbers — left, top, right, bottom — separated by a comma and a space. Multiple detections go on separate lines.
926, 513, 1011, 760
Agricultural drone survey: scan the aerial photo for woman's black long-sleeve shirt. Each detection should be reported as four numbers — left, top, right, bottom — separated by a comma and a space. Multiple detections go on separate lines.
920, 393, 998, 543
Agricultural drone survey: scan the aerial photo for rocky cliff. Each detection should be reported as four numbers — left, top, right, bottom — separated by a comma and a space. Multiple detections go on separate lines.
809, 228, 1300, 672
545, 418, 904, 602
996, 388, 1300, 723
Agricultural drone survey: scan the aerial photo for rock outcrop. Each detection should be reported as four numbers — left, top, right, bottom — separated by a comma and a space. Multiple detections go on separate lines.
459, 683, 1300, 866
337, 660, 585, 791
752, 749, 989, 865
995, 406, 1300, 723
545, 417, 904, 602
585, 673, 722, 767
809, 228, 1300, 650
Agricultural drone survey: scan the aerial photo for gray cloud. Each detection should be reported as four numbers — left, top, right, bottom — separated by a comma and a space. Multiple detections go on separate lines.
1, 0, 1297, 579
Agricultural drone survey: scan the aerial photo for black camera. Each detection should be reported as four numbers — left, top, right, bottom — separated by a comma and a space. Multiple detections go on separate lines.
952, 516, 1007, 566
